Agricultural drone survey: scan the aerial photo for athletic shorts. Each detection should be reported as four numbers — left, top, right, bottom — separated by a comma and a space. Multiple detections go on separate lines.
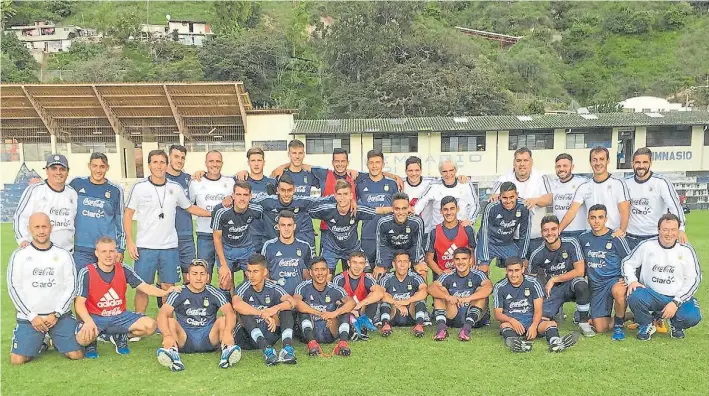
499, 315, 533, 334
196, 234, 218, 275
90, 311, 144, 334
72, 247, 98, 271
626, 234, 655, 251
11, 314, 81, 357
134, 247, 180, 284
590, 278, 621, 319
447, 305, 489, 329
233, 323, 280, 350
178, 236, 196, 273
542, 277, 586, 319
526, 238, 544, 260
223, 245, 255, 273
560, 230, 585, 239
182, 323, 218, 353
476, 242, 518, 267
391, 309, 417, 327
377, 246, 419, 271
361, 239, 377, 266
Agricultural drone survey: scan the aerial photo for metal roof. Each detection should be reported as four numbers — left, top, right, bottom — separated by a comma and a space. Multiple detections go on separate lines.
0, 82, 253, 144
292, 112, 709, 135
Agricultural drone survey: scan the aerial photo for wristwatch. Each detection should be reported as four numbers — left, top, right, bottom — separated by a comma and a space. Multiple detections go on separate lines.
672, 298, 683, 307
53, 312, 61, 319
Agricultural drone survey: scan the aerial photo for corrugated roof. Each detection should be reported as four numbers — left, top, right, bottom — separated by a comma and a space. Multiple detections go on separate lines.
293, 112, 709, 135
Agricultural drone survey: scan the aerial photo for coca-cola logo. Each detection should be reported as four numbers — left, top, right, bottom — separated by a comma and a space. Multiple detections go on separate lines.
632, 198, 650, 206
82, 198, 105, 208
555, 193, 574, 201
49, 207, 70, 216
204, 194, 225, 201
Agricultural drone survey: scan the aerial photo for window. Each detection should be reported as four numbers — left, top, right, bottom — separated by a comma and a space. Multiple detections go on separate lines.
565, 128, 612, 149
22, 142, 54, 161
441, 132, 486, 152
646, 126, 692, 147
252, 140, 288, 151
508, 129, 554, 150
306, 136, 351, 154
374, 135, 418, 153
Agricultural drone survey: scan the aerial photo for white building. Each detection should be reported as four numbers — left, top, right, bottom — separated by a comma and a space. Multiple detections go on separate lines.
137, 20, 213, 46
620, 96, 687, 113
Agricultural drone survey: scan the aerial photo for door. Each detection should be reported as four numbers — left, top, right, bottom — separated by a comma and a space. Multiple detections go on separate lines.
617, 129, 634, 170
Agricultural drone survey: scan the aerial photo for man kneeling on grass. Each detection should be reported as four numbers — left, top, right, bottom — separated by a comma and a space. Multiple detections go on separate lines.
75, 236, 177, 358
493, 256, 579, 353
295, 258, 356, 357
155, 259, 241, 372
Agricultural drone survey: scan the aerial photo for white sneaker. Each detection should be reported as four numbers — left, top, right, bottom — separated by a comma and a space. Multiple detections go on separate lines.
578, 322, 596, 338
128, 336, 142, 343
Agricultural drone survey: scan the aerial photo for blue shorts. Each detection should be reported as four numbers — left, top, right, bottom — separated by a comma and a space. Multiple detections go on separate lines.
233, 323, 280, 350
525, 238, 544, 260
182, 324, 218, 353
448, 305, 489, 329
224, 245, 255, 272
377, 246, 418, 271
73, 247, 97, 271
590, 278, 621, 319
500, 315, 533, 334
134, 247, 180, 284
91, 311, 144, 334
626, 234, 655, 251
313, 320, 336, 344
542, 277, 586, 319
177, 236, 196, 273
361, 239, 377, 266
196, 234, 218, 275
476, 242, 518, 267
11, 314, 81, 357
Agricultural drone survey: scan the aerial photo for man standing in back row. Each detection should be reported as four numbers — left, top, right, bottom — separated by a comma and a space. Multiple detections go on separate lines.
165, 145, 196, 281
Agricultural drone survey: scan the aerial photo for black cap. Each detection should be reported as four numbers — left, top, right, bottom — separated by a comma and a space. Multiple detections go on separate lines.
45, 154, 69, 169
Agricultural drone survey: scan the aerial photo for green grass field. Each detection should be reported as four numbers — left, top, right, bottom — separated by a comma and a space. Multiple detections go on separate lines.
1, 215, 708, 396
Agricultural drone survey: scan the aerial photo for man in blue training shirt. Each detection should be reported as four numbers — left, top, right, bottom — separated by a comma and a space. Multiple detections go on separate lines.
295, 258, 356, 357
476, 181, 532, 271
70, 152, 125, 269
244, 147, 277, 253
379, 251, 428, 338
233, 254, 298, 366
578, 204, 632, 340
528, 214, 595, 338
164, 145, 195, 279
262, 210, 313, 295
355, 149, 400, 266
155, 259, 241, 372
309, 180, 391, 276
493, 256, 579, 353
212, 181, 263, 296
374, 192, 426, 280
429, 247, 492, 342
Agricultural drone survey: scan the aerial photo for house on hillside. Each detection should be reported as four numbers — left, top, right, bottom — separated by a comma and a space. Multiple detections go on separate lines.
138, 19, 213, 46
5, 21, 95, 61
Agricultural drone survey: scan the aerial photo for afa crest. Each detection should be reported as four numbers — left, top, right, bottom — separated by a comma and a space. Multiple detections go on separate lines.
325, 296, 331, 303
405, 226, 411, 234
296, 248, 302, 257
524, 288, 530, 297
562, 251, 568, 259
606, 242, 612, 250
105, 191, 111, 199
265, 296, 271, 304
304, 176, 308, 184
203, 298, 209, 307
384, 184, 390, 192
515, 210, 521, 218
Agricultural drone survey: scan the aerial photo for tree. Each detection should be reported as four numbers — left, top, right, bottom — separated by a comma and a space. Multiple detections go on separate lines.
0, 32, 39, 82
212, 1, 261, 37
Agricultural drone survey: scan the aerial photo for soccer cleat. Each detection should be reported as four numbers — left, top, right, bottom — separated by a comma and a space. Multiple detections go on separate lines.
157, 347, 184, 372
263, 347, 279, 366
334, 340, 351, 357
505, 337, 532, 353
422, 311, 432, 327
307, 340, 322, 357
97, 333, 110, 343
351, 316, 364, 341
218, 345, 242, 369
670, 325, 685, 340
548, 337, 564, 352
572, 310, 580, 325
110, 334, 130, 355
654, 319, 668, 334
128, 336, 142, 342
39, 333, 51, 354
578, 322, 596, 338
359, 315, 377, 332
278, 345, 297, 364
85, 341, 99, 359
433, 328, 449, 341
380, 323, 393, 337
458, 328, 471, 342
637, 324, 656, 341
412, 324, 425, 338
612, 325, 626, 341
560, 332, 581, 350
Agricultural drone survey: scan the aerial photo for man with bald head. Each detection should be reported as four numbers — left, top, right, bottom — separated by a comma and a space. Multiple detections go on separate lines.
414, 159, 479, 233
8, 213, 83, 364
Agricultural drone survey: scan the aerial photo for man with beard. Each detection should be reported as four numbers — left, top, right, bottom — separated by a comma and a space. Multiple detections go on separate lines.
546, 154, 590, 238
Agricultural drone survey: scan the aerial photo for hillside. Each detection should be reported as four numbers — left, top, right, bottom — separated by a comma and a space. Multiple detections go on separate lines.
2, 1, 709, 118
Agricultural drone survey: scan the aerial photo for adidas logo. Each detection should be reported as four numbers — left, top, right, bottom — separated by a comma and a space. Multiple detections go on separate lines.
585, 242, 590, 247
388, 229, 395, 234
544, 259, 551, 264
183, 300, 190, 305
363, 187, 369, 192
309, 295, 314, 301
506, 294, 513, 300
249, 296, 254, 302
79, 188, 86, 194
392, 287, 396, 292
276, 251, 282, 257
330, 218, 336, 223
452, 282, 457, 288
496, 214, 503, 219
97, 288, 122, 308
228, 220, 234, 225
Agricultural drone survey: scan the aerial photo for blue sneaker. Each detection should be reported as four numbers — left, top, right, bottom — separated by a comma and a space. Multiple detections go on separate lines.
97, 333, 110, 343
670, 325, 685, 339
278, 345, 297, 364
157, 347, 185, 372
351, 315, 364, 341
636, 324, 656, 341
263, 346, 278, 366
110, 334, 130, 355
359, 315, 377, 332
612, 325, 625, 341
85, 341, 99, 359
218, 344, 242, 368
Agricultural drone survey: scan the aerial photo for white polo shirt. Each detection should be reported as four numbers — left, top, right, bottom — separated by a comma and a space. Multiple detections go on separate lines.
126, 178, 191, 249
549, 174, 590, 233
189, 175, 235, 235
572, 175, 630, 231
625, 172, 686, 237
13, 181, 78, 251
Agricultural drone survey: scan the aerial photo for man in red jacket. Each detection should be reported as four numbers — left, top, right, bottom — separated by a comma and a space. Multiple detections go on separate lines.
332, 251, 384, 339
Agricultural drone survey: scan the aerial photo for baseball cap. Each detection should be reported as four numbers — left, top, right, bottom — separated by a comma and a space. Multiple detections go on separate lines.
45, 154, 69, 169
